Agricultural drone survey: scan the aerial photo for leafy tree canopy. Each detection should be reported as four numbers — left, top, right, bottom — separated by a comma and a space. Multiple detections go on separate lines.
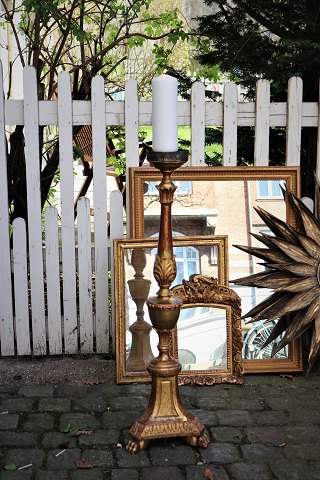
197, 0, 320, 101
195, 0, 320, 196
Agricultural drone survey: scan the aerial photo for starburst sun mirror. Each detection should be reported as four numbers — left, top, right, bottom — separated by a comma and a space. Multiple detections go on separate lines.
234, 186, 320, 372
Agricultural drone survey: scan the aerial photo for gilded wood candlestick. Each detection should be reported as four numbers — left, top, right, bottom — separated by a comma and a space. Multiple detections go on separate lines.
126, 150, 209, 454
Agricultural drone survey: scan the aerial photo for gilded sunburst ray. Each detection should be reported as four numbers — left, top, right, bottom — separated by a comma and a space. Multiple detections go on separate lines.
233, 186, 320, 372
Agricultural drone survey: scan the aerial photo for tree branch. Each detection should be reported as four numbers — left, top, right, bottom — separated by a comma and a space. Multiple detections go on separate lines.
0, 0, 25, 67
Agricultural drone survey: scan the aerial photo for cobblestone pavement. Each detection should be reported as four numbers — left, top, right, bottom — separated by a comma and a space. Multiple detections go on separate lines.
1, 374, 320, 479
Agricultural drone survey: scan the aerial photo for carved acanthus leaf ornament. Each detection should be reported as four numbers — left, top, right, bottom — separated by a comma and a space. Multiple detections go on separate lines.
233, 186, 320, 371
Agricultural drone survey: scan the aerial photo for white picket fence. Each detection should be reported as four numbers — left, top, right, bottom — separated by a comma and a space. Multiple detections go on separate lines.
0, 65, 318, 357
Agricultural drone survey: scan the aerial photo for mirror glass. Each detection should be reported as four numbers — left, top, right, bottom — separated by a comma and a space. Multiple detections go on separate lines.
123, 244, 222, 372
178, 306, 228, 371
143, 178, 289, 361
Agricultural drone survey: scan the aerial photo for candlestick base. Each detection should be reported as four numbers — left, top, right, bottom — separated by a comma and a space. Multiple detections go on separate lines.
126, 362, 209, 453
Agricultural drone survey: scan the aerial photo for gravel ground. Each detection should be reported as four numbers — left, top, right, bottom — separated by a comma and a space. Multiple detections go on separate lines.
0, 356, 116, 386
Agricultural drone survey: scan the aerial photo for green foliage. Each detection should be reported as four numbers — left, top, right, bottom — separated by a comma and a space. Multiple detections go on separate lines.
196, 0, 320, 196
197, 0, 320, 101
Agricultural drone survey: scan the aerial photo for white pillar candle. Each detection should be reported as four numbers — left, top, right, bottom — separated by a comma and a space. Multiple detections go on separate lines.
152, 74, 178, 152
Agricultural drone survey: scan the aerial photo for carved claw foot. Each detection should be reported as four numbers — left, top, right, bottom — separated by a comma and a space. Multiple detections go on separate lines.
185, 431, 209, 448
126, 439, 148, 454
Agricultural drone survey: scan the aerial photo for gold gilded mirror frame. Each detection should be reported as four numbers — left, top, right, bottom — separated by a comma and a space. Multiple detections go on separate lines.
114, 236, 228, 384
171, 275, 243, 385
129, 166, 303, 373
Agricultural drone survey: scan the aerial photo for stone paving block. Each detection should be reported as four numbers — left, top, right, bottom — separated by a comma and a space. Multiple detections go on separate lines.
226, 462, 273, 480
257, 385, 287, 397
193, 397, 231, 410
72, 397, 106, 414
35, 471, 69, 480
102, 411, 140, 429
0, 398, 34, 413
245, 426, 286, 445
265, 396, 319, 411
106, 396, 147, 412
81, 449, 113, 467
210, 426, 244, 444
0, 432, 38, 447
139, 466, 184, 480
0, 472, 33, 480
201, 442, 240, 464
54, 385, 89, 398
186, 465, 229, 480
194, 386, 231, 401
188, 409, 218, 427
270, 459, 320, 480
0, 414, 19, 430
59, 413, 101, 432
38, 398, 71, 413
240, 444, 283, 461
22, 413, 55, 432
149, 445, 195, 466
46, 449, 81, 469
121, 384, 151, 397
284, 425, 320, 443
90, 384, 126, 398
111, 469, 139, 480
252, 410, 290, 426
228, 386, 261, 399
283, 443, 320, 460
70, 471, 105, 480
216, 410, 254, 427
288, 408, 320, 425
3, 448, 45, 469
41, 432, 77, 449
116, 448, 150, 468
19, 386, 54, 398
77, 429, 119, 446
226, 398, 265, 411
0, 386, 17, 394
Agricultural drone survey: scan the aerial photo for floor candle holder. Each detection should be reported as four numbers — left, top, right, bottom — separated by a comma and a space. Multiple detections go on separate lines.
126, 150, 209, 454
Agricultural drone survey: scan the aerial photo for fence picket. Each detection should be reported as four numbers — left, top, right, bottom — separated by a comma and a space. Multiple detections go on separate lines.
110, 190, 124, 352
92, 76, 109, 353
23, 66, 46, 355
45, 207, 62, 354
0, 62, 14, 355
254, 79, 270, 166
12, 218, 31, 356
58, 71, 78, 353
125, 79, 139, 237
286, 77, 303, 166
78, 197, 93, 353
223, 82, 238, 166
191, 82, 205, 166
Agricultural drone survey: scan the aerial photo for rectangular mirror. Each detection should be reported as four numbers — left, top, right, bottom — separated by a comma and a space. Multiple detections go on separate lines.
129, 166, 303, 373
114, 236, 228, 383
